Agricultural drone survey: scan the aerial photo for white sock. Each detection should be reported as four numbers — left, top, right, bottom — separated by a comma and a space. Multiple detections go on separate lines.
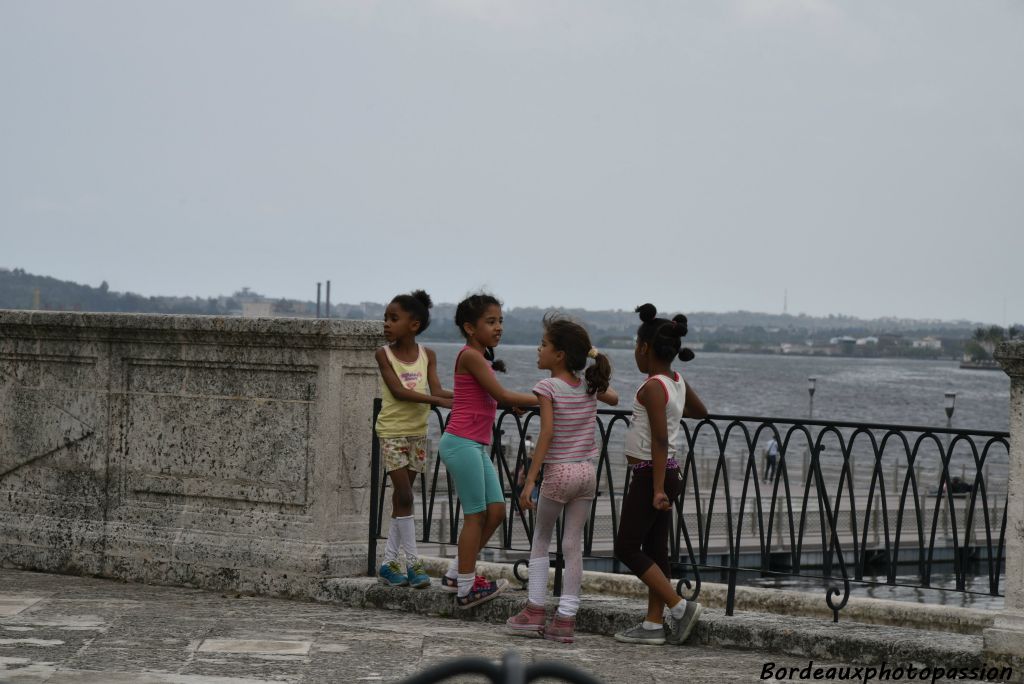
457, 572, 474, 598
556, 594, 579, 618
383, 518, 401, 564
669, 599, 687, 619
527, 556, 549, 607
446, 557, 459, 580
396, 515, 417, 564
642, 620, 662, 631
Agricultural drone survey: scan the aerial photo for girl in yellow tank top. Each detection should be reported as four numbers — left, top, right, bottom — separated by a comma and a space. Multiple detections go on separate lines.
374, 290, 452, 588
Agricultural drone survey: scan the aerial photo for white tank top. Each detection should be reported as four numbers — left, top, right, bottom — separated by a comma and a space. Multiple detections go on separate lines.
623, 372, 686, 462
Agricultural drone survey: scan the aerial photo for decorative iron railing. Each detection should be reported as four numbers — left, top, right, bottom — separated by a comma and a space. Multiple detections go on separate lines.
369, 400, 1009, 622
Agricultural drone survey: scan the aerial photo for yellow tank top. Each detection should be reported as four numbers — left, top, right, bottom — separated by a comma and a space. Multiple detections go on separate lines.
376, 344, 431, 438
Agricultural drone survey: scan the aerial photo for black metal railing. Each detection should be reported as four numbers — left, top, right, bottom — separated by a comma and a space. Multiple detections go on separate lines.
369, 400, 1009, 622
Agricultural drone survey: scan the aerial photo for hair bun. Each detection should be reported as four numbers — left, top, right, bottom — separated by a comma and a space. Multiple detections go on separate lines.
636, 303, 657, 323
411, 289, 433, 309
672, 314, 688, 337
679, 348, 695, 362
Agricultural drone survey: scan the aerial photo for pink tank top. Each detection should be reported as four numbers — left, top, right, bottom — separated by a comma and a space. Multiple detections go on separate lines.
445, 346, 498, 445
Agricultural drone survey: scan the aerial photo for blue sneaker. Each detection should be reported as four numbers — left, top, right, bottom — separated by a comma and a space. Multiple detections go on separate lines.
379, 560, 409, 587
406, 560, 431, 589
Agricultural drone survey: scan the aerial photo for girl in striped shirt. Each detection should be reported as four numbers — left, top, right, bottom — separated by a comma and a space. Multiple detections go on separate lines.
506, 315, 618, 643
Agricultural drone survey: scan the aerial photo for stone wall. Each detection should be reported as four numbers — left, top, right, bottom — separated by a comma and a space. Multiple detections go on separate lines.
985, 340, 1024, 679
0, 310, 381, 596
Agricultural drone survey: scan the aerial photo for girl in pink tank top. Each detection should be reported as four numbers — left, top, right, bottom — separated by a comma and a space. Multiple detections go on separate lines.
438, 293, 538, 609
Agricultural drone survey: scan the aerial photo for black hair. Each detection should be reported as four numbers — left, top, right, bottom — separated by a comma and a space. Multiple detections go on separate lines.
454, 293, 506, 372
635, 303, 695, 363
390, 289, 432, 335
542, 313, 610, 395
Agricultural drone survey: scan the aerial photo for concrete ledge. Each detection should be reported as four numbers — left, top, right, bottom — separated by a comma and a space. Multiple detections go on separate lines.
318, 576, 984, 669
415, 556, 993, 636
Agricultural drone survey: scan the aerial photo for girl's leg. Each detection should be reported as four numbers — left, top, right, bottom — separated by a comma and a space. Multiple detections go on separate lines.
556, 496, 591, 617
506, 495, 560, 635
458, 510, 486, 574
382, 467, 413, 566
641, 471, 687, 624
528, 495, 563, 606
614, 470, 681, 624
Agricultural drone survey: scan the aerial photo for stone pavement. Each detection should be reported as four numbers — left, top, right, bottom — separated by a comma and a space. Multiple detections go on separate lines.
0, 569, 866, 684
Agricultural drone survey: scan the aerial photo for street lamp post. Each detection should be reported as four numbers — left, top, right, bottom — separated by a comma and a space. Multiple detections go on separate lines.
804, 377, 817, 483
807, 377, 817, 419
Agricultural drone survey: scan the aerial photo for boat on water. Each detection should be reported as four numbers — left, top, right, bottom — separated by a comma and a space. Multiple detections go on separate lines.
959, 358, 1002, 371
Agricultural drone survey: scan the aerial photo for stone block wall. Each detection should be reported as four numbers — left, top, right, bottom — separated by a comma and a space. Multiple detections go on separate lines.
0, 310, 381, 596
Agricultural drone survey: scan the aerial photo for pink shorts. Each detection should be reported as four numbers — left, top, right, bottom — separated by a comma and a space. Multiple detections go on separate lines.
540, 461, 596, 504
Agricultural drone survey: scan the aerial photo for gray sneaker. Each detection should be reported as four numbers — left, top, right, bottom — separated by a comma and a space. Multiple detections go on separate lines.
665, 601, 703, 645
614, 622, 666, 646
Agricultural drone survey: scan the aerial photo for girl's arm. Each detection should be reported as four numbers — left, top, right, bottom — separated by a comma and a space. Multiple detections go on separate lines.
597, 387, 619, 406
637, 379, 671, 511
425, 348, 453, 405
459, 349, 538, 407
375, 348, 450, 407
683, 382, 708, 419
519, 394, 553, 511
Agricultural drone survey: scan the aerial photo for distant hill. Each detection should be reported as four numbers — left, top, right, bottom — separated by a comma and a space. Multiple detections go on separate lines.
1, 267, 1011, 358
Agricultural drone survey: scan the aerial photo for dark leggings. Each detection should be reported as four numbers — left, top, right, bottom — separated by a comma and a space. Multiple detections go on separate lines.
614, 467, 682, 577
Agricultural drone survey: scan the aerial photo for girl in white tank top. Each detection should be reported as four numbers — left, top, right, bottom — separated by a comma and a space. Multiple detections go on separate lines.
614, 304, 709, 647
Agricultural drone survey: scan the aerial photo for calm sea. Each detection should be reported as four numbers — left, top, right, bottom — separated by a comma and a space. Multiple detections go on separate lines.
430, 343, 1010, 431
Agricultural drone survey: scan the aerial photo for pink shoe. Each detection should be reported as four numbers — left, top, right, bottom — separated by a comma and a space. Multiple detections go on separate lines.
543, 614, 576, 644
505, 602, 546, 637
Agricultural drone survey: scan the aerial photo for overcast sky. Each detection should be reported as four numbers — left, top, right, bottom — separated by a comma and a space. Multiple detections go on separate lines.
2, 1, 1022, 323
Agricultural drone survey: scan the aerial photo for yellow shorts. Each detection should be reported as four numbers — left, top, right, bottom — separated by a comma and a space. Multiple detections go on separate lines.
381, 436, 428, 474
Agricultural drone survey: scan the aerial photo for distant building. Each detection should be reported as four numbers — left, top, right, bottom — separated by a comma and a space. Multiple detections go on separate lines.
912, 336, 942, 350
241, 301, 274, 318
856, 336, 879, 346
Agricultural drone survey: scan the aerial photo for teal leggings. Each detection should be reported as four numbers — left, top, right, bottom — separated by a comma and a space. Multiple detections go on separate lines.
439, 432, 504, 515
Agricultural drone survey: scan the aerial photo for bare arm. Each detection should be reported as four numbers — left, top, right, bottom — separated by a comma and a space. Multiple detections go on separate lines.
375, 348, 449, 406
638, 379, 671, 511
682, 382, 708, 419
519, 394, 553, 511
459, 349, 538, 407
597, 387, 619, 406
425, 348, 453, 405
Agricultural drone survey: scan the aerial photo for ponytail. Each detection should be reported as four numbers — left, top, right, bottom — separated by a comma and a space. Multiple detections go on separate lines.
584, 351, 611, 395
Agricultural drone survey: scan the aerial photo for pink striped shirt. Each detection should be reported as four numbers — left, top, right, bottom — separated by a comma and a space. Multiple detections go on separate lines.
533, 377, 598, 463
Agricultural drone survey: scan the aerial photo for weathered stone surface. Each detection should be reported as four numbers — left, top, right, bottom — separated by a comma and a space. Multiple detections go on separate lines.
13, 568, 1004, 684
0, 310, 382, 596
981, 341, 1024, 682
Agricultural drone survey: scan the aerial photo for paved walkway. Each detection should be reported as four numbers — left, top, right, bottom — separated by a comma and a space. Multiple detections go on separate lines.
0, 569, 857, 684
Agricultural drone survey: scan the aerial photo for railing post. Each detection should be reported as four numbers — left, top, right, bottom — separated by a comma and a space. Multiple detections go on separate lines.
984, 341, 1024, 678
368, 399, 382, 576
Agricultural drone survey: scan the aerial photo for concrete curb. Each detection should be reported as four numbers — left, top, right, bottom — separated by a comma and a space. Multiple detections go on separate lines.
317, 576, 983, 669
414, 556, 993, 635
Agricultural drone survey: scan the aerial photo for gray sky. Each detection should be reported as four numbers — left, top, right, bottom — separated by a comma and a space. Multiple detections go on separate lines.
2, 1, 1022, 323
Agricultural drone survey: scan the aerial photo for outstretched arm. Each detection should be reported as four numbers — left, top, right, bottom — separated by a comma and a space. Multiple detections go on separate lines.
683, 382, 708, 419
460, 350, 538, 408
425, 348, 453, 405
